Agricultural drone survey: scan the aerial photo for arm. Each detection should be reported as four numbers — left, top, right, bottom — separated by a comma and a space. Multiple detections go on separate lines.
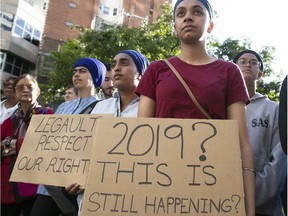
255, 106, 286, 207
227, 101, 255, 216
256, 142, 286, 207
137, 95, 156, 117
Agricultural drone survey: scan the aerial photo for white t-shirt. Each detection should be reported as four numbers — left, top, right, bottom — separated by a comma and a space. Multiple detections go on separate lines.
0, 100, 18, 125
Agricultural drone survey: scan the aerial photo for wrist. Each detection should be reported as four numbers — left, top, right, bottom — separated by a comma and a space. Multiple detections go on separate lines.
4, 137, 12, 148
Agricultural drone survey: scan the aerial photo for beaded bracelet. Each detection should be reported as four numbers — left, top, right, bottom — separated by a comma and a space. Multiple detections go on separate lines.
242, 167, 256, 176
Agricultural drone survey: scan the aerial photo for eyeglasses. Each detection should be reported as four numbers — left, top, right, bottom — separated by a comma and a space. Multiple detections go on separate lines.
237, 59, 260, 68
15, 85, 35, 91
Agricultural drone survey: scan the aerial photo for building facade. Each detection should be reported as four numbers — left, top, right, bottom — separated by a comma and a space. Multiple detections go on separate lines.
0, 0, 48, 85
1, 0, 172, 88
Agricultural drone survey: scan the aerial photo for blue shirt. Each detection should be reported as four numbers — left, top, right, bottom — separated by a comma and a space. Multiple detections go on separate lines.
55, 96, 98, 114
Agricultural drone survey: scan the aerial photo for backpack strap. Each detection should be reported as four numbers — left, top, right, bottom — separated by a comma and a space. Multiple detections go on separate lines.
80, 100, 102, 114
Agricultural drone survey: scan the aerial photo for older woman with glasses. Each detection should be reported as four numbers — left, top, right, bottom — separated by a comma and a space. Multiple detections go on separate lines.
1, 74, 54, 216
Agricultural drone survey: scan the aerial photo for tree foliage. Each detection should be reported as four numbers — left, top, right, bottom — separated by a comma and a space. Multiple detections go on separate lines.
40, 3, 283, 105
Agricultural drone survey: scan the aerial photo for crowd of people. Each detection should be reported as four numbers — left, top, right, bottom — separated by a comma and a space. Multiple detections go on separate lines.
1, 0, 287, 215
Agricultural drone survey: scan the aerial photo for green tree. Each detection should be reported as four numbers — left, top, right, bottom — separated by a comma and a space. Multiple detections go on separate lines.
209, 37, 282, 101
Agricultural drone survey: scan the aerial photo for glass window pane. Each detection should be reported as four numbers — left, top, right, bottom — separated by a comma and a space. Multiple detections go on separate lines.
22, 61, 30, 70
1, 24, 12, 31
32, 37, 40, 47
113, 8, 117, 16
104, 6, 109, 15
3, 14, 14, 22
15, 58, 22, 67
14, 26, 23, 37
69, 3, 77, 8
24, 31, 32, 41
25, 23, 33, 33
4, 64, 12, 73
6, 54, 14, 64
34, 29, 41, 38
16, 17, 25, 28
13, 67, 21, 76
65, 21, 73, 27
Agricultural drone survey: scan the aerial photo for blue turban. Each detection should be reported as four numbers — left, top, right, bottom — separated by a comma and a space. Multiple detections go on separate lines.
174, 0, 213, 20
73, 58, 106, 88
117, 50, 150, 76
233, 50, 264, 71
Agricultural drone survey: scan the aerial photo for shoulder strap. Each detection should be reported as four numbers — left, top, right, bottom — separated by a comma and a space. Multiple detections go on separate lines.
80, 100, 102, 114
164, 59, 212, 119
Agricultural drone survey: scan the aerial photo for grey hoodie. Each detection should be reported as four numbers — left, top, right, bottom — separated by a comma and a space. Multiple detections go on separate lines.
246, 93, 287, 215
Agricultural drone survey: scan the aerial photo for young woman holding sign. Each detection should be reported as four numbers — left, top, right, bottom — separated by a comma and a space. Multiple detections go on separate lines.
135, 0, 255, 215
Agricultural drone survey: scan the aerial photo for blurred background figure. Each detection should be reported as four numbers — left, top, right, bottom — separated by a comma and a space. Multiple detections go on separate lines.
0, 76, 18, 125
64, 85, 78, 101
96, 63, 115, 100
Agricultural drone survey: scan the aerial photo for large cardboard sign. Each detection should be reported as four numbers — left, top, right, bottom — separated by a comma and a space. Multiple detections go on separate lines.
10, 114, 110, 187
81, 118, 245, 215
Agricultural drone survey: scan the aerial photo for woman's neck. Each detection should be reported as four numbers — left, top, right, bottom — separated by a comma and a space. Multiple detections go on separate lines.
20, 102, 34, 115
179, 42, 214, 65
118, 88, 138, 112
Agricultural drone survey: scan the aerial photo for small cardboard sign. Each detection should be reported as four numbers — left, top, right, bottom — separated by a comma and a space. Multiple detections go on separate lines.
81, 117, 245, 215
10, 114, 110, 187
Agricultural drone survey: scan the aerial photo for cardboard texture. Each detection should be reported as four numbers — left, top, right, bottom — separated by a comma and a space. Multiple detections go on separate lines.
10, 114, 111, 187
81, 117, 245, 216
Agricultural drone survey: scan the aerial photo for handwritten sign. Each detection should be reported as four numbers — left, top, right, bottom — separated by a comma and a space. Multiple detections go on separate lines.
10, 114, 110, 187
81, 117, 245, 216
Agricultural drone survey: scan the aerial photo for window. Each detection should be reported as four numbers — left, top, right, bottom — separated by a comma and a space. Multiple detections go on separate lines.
16, 17, 25, 27
12, 16, 42, 47
1, 24, 12, 31
69, 3, 77, 8
43, 2, 47, 10
3, 14, 14, 22
103, 6, 109, 15
65, 21, 73, 27
24, 0, 34, 6
0, 12, 14, 31
3, 53, 34, 76
113, 8, 117, 16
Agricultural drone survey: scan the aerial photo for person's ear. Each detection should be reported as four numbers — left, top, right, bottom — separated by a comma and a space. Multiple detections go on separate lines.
257, 71, 264, 80
207, 21, 214, 33
136, 74, 142, 81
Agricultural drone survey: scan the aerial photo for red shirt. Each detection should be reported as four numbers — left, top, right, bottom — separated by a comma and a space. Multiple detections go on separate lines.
1, 106, 54, 203
136, 57, 249, 119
